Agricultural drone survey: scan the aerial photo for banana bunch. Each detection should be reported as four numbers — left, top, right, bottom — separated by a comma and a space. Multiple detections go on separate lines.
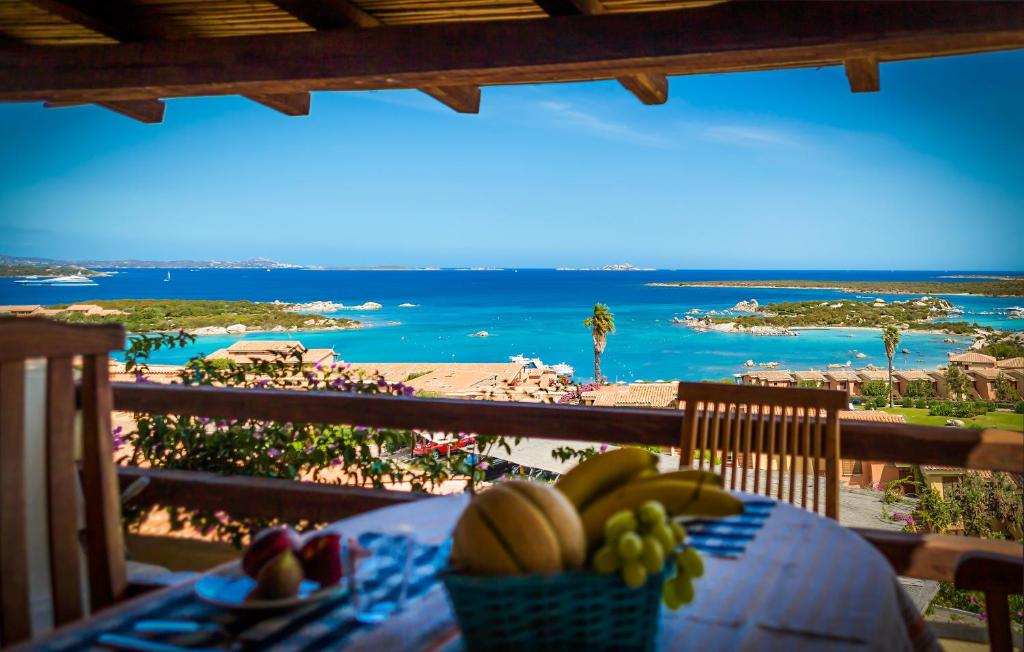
451, 480, 586, 575
554, 448, 742, 550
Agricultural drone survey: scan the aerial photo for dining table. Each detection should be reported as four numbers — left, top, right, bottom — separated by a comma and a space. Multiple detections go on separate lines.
24, 492, 939, 652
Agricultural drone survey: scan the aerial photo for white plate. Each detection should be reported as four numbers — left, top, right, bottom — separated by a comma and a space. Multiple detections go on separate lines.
195, 567, 347, 610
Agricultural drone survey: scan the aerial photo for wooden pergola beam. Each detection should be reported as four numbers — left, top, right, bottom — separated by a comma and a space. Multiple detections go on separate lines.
844, 56, 881, 93
243, 92, 311, 116
531, 0, 670, 106
266, 0, 481, 114
616, 73, 669, 105
3, 2, 1022, 103
44, 99, 164, 123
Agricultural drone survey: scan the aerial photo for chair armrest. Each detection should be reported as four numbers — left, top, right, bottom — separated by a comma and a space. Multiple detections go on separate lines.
954, 551, 1024, 594
852, 527, 1024, 582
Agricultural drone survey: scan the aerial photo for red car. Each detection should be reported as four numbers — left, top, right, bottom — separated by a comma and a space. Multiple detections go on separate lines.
413, 435, 476, 457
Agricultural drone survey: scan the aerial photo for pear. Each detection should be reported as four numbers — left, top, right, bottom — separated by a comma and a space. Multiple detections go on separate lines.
249, 549, 304, 600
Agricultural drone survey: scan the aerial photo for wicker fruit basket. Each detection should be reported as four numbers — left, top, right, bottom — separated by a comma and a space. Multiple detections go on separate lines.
442, 567, 666, 652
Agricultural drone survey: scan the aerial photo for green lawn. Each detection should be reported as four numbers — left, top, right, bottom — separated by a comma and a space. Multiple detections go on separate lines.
880, 407, 1024, 432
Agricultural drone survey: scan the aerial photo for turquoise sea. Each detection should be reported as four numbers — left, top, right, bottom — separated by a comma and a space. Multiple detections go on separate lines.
2, 269, 1021, 382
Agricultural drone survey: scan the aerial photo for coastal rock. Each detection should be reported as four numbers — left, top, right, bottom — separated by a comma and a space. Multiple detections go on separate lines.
730, 299, 760, 313
946, 419, 966, 428
225, 323, 247, 334
271, 325, 286, 332
747, 325, 796, 337
190, 326, 229, 335
744, 359, 755, 367
855, 352, 868, 359
469, 330, 490, 337
287, 300, 345, 313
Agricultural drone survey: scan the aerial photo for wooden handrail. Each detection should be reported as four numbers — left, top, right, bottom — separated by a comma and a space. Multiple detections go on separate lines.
111, 383, 1024, 473
117, 466, 422, 523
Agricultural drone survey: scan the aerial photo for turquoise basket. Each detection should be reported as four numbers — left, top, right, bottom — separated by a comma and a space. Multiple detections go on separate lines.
441, 567, 665, 652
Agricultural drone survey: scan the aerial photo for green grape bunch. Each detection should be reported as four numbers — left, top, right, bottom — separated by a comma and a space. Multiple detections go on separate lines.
591, 499, 705, 611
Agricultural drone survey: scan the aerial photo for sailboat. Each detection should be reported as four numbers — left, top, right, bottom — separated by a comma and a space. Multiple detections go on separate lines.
164, 271, 171, 282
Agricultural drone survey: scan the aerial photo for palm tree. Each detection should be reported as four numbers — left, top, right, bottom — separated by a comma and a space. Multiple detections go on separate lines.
584, 303, 615, 384
882, 326, 901, 407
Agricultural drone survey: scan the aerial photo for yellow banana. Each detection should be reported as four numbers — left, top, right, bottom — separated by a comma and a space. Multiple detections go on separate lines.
631, 469, 723, 488
555, 447, 659, 510
580, 478, 743, 549
502, 480, 586, 569
451, 482, 564, 575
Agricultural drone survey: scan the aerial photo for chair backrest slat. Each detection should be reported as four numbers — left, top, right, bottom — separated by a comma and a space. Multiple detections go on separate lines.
46, 355, 84, 626
678, 382, 846, 519
80, 353, 127, 610
0, 318, 125, 645
1, 360, 31, 645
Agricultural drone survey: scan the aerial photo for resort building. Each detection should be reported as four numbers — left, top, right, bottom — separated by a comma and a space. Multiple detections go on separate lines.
347, 361, 564, 402
580, 382, 680, 409
948, 351, 997, 371
792, 370, 827, 388
737, 370, 797, 388
0, 304, 123, 317
0, 305, 44, 316
857, 368, 890, 384
892, 370, 940, 398
205, 340, 336, 367
836, 410, 911, 490
968, 367, 1002, 401
824, 370, 863, 397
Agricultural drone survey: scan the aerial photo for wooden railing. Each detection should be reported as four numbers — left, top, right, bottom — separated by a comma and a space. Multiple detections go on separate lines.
111, 383, 1024, 473
111, 383, 1023, 584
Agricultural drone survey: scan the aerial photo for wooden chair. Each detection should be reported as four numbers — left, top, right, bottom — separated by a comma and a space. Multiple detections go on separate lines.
0, 318, 126, 646
953, 551, 1024, 652
677, 382, 847, 519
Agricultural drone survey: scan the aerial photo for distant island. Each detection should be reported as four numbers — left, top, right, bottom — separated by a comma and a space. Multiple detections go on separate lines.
648, 279, 1024, 297
2, 300, 360, 334
2, 254, 304, 270
673, 297, 985, 336
0, 263, 106, 278
557, 263, 655, 271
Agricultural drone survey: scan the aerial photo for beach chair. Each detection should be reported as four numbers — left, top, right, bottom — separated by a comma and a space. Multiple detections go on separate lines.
0, 318, 126, 645
677, 382, 846, 519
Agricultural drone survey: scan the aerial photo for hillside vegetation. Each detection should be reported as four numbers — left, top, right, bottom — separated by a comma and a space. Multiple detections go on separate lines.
0, 263, 100, 277
707, 297, 983, 333
52, 299, 359, 332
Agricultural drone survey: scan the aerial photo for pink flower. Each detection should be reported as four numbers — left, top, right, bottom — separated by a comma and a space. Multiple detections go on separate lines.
267, 448, 280, 459
331, 457, 342, 466
214, 510, 230, 524
599, 443, 609, 453
479, 461, 490, 471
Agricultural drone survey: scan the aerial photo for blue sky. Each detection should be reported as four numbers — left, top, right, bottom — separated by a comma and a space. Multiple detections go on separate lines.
1, 50, 1022, 270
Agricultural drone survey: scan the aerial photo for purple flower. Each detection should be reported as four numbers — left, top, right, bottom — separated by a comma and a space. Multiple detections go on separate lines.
304, 444, 315, 455
402, 386, 415, 397
330, 457, 342, 466
599, 443, 609, 453
978, 612, 987, 622
197, 416, 211, 425
314, 362, 324, 371
111, 426, 123, 436
479, 461, 490, 471
134, 372, 150, 383
267, 448, 281, 459
968, 596, 978, 604
255, 379, 270, 388
214, 510, 230, 525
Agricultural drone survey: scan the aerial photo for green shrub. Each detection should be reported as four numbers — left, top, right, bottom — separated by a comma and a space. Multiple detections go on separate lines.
1016, 401, 1024, 414
901, 398, 913, 408
914, 399, 928, 409
929, 402, 952, 417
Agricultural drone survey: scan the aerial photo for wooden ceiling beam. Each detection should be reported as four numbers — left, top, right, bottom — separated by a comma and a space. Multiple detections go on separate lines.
532, 0, 669, 105
243, 92, 311, 116
266, 0, 480, 113
844, 56, 880, 93
22, 0, 168, 41
418, 85, 481, 114
44, 98, 165, 123
3, 2, 1022, 103
267, 0, 380, 29
615, 73, 668, 105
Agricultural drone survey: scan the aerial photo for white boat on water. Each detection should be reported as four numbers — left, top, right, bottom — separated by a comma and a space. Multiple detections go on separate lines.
164, 271, 171, 282
16, 274, 95, 285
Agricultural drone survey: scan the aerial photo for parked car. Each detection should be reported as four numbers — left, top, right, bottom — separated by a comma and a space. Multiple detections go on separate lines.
413, 434, 476, 457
